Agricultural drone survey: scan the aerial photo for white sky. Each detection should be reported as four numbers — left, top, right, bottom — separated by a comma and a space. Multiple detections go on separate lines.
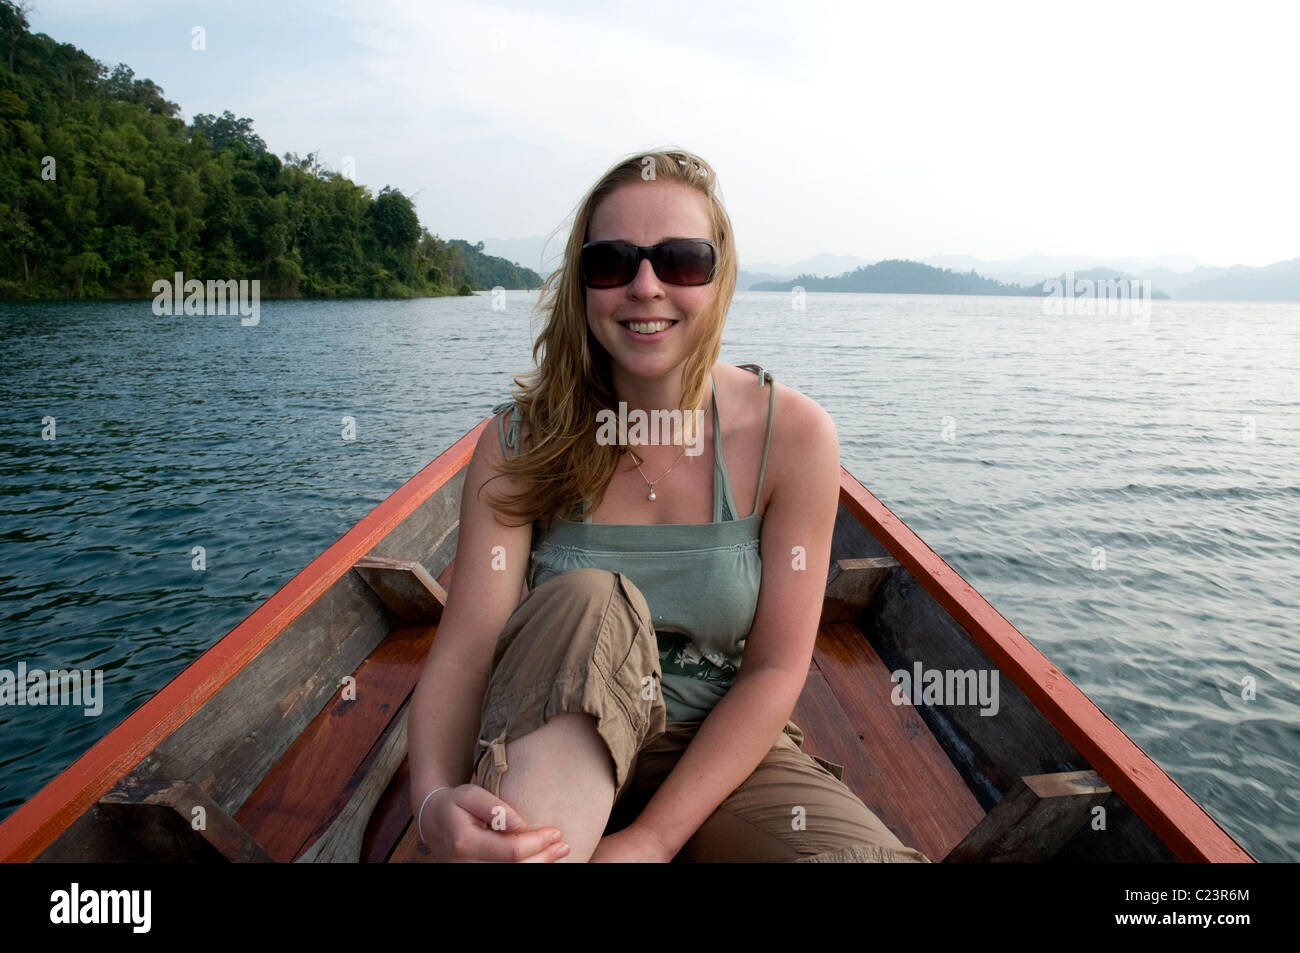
29, 0, 1300, 268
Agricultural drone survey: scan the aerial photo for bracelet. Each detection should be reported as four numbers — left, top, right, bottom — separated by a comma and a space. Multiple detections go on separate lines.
417, 786, 450, 846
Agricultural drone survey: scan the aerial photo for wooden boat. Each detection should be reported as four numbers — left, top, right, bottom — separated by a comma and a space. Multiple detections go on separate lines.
0, 416, 1254, 863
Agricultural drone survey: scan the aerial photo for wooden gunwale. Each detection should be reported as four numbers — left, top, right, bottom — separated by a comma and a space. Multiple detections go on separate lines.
836, 466, 1253, 863
0, 422, 487, 863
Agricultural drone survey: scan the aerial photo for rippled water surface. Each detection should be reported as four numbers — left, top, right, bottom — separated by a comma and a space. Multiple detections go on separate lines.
1, 293, 1296, 860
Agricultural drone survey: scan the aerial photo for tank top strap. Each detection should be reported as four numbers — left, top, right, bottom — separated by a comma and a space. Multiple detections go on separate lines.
494, 398, 594, 521
710, 376, 737, 522
735, 364, 776, 515
492, 399, 521, 459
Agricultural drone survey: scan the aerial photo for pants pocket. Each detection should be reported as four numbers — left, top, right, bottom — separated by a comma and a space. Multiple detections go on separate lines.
606, 573, 666, 736
809, 754, 846, 782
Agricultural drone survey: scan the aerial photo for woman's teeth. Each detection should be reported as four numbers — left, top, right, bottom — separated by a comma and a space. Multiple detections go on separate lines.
625, 321, 672, 334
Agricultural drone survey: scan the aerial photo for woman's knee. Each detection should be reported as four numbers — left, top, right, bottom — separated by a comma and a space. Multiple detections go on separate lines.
491, 568, 658, 682
477, 567, 666, 795
529, 568, 653, 631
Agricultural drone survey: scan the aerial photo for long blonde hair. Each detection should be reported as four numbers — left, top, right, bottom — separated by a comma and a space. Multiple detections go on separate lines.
484, 147, 738, 527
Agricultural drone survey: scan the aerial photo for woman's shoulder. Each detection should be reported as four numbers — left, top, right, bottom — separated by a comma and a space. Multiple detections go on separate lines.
489, 395, 533, 462
716, 362, 835, 443
715, 362, 837, 508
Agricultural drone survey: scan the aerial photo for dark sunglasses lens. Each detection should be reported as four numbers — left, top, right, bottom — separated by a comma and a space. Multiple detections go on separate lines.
654, 241, 715, 285
582, 243, 636, 288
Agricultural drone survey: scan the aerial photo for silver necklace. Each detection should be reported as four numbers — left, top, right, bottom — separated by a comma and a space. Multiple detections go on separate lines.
628, 446, 688, 501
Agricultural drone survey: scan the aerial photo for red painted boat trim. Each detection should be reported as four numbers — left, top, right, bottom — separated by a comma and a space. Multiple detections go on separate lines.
0, 422, 486, 862
837, 467, 1254, 862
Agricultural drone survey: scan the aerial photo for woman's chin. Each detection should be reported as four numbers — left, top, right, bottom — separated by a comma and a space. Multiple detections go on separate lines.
610, 354, 683, 380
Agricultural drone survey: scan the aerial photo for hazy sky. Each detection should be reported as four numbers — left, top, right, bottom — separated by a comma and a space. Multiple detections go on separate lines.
29, 0, 1300, 268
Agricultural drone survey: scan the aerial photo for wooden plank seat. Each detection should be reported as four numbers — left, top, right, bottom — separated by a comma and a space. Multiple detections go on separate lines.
354, 556, 447, 623
98, 776, 274, 862
944, 770, 1112, 862
821, 557, 900, 624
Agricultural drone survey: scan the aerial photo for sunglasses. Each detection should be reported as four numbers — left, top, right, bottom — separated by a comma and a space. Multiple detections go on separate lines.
580, 239, 717, 289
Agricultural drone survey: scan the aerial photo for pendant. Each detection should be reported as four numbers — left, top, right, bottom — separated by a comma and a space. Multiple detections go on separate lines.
648, 488, 657, 501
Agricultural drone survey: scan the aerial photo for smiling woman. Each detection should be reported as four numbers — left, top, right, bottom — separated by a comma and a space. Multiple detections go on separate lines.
405, 147, 931, 863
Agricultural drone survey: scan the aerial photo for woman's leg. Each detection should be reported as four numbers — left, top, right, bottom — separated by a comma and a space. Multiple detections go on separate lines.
677, 722, 930, 862
497, 712, 614, 862
472, 568, 666, 862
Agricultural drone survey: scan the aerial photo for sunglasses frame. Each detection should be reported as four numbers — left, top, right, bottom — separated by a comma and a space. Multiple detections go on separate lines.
580, 238, 717, 289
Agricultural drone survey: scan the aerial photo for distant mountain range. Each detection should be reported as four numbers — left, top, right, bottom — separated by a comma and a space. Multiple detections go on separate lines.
922, 253, 1209, 287
747, 261, 1174, 299
921, 254, 1300, 301
1144, 258, 1300, 300
750, 260, 1042, 295
479, 237, 1300, 301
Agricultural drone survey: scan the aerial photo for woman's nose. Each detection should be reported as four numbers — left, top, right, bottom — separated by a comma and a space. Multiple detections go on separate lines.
626, 257, 664, 296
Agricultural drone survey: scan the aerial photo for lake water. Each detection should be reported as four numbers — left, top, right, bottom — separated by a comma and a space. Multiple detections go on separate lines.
1, 292, 1296, 861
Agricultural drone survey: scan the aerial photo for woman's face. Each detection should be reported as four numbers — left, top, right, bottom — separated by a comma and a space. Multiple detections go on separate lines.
584, 179, 718, 389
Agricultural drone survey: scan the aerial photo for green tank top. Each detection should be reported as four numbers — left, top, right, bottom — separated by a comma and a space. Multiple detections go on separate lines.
491, 364, 776, 723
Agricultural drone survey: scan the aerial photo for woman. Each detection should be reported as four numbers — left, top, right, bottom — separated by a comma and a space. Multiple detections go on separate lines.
407, 148, 929, 863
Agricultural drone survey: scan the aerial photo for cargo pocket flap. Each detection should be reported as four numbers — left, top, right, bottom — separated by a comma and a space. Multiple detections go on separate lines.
810, 753, 845, 782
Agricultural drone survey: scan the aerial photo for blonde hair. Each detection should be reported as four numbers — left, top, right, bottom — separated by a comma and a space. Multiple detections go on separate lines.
484, 147, 738, 527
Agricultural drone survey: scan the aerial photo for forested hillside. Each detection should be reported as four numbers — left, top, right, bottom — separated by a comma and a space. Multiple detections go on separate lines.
0, 2, 541, 299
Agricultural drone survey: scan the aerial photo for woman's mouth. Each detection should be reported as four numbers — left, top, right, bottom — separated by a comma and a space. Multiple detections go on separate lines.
620, 319, 677, 338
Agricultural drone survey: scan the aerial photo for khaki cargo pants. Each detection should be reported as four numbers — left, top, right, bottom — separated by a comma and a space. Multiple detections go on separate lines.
471, 568, 930, 863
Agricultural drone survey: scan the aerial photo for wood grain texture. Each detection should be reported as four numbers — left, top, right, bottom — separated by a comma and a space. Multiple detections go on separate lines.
791, 663, 940, 856
98, 776, 273, 863
147, 569, 395, 814
361, 755, 413, 863
808, 622, 986, 861
296, 707, 411, 862
868, 567, 1086, 807
944, 770, 1111, 862
234, 622, 436, 861
355, 556, 448, 622
821, 556, 899, 624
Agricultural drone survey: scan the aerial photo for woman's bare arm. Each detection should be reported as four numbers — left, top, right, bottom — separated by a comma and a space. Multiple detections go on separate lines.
406, 410, 567, 860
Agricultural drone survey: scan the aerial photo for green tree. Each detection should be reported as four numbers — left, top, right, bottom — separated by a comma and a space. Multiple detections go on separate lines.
190, 110, 267, 153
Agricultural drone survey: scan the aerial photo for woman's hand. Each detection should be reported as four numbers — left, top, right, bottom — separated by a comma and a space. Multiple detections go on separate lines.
419, 784, 571, 862
589, 822, 674, 863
